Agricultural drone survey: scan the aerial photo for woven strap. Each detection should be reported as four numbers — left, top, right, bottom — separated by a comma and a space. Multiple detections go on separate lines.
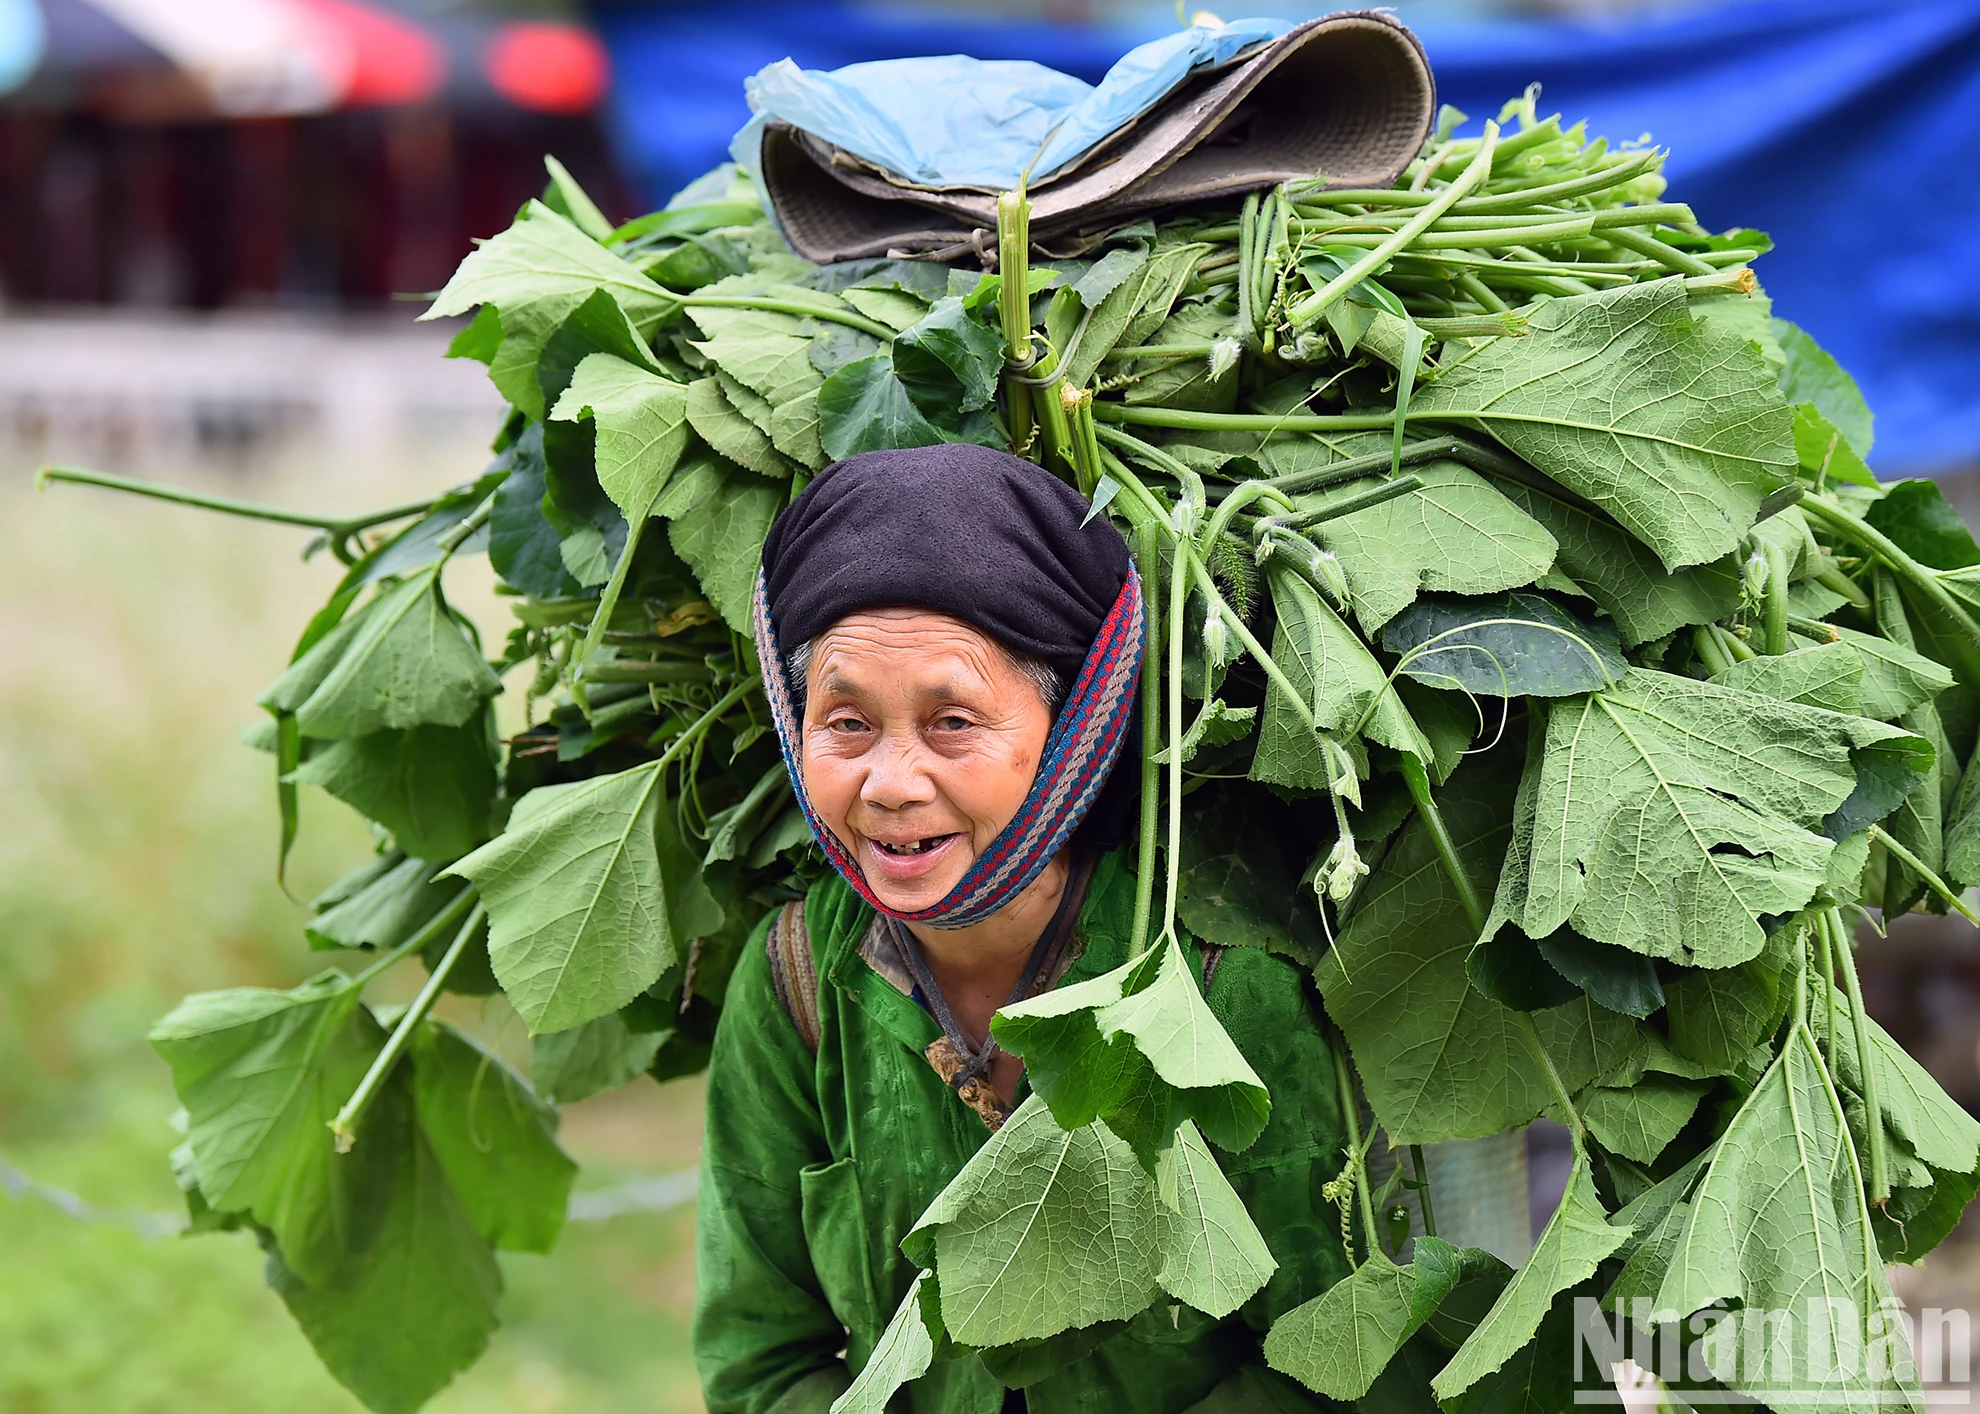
765, 900, 822, 1055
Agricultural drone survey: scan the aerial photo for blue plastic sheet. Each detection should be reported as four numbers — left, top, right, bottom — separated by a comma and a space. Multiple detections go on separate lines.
735, 19, 1287, 190
595, 0, 1980, 472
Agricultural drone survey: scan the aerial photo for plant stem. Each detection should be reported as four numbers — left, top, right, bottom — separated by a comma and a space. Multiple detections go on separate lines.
1285, 120, 1500, 331
38, 464, 438, 535
1160, 537, 1187, 945
670, 295, 895, 340
1094, 403, 1400, 434
1200, 479, 1296, 548
1409, 1145, 1438, 1238
331, 902, 486, 1151
1692, 624, 1732, 676
1131, 521, 1162, 955
1832, 911, 1890, 1203
1816, 910, 1840, 1072
1273, 474, 1422, 530
1867, 824, 1980, 923
1762, 538, 1790, 654
1328, 1024, 1384, 1260
1801, 496, 1980, 666
1603, 227, 1716, 277
352, 887, 478, 986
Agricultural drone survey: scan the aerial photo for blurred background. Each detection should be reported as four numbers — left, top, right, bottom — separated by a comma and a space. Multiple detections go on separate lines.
1, 0, 1974, 1409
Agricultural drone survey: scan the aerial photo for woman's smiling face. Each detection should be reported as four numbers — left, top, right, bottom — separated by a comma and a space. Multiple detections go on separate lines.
798, 608, 1054, 915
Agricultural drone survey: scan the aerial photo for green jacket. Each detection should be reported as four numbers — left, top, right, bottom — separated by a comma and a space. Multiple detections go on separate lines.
692, 850, 1350, 1413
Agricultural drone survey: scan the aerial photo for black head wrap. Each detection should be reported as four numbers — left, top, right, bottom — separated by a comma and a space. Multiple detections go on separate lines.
759, 444, 1133, 680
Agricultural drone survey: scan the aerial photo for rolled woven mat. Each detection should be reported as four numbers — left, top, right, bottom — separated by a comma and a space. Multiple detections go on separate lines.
761, 11, 1436, 263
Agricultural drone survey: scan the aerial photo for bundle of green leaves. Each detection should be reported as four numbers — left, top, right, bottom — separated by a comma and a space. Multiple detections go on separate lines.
63, 89, 1980, 1411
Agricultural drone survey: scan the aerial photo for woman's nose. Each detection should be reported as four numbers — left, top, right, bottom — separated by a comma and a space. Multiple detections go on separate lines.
859, 728, 937, 809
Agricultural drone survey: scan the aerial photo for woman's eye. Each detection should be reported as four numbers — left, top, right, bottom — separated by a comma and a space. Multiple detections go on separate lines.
827, 715, 869, 734
933, 714, 972, 732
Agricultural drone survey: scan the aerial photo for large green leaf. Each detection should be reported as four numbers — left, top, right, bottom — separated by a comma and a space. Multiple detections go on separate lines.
1715, 641, 1864, 715
817, 350, 950, 459
259, 569, 503, 740
655, 453, 785, 634
530, 1010, 665, 1103
447, 761, 720, 1033
1491, 475, 1742, 648
1866, 481, 1980, 571
991, 932, 1270, 1163
1308, 461, 1556, 634
1062, 243, 1201, 390
1381, 590, 1623, 698
1773, 318, 1872, 456
686, 375, 789, 477
289, 723, 495, 861
1494, 669, 1929, 967
1829, 989, 1980, 1176
1820, 625, 1956, 722
1176, 799, 1326, 967
1432, 1149, 1630, 1401
150, 973, 384, 1284
422, 201, 674, 417
1655, 1023, 1922, 1413
410, 1020, 577, 1254
686, 297, 829, 414
1317, 752, 1648, 1143
895, 295, 1003, 413
550, 353, 691, 519
265, 1070, 501, 1414
1412, 278, 1795, 572
1252, 562, 1434, 791
305, 854, 464, 952
1578, 1075, 1709, 1165
487, 425, 581, 599
1663, 924, 1793, 1071
901, 1096, 1165, 1346
1265, 1239, 1463, 1400
832, 1272, 940, 1414
1153, 1120, 1277, 1318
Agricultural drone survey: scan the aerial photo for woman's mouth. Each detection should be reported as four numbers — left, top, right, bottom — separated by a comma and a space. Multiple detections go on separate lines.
863, 831, 963, 882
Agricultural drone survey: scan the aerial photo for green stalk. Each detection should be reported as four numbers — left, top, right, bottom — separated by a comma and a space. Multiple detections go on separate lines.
1400, 754, 1585, 1138
1715, 622, 1757, 663
1868, 825, 1980, 924
351, 886, 477, 986
1285, 120, 1501, 330
1692, 624, 1732, 676
1293, 218, 1596, 250
1831, 910, 1889, 1203
1409, 1145, 1438, 1239
1094, 404, 1399, 434
1815, 910, 1839, 1072
1130, 520, 1163, 955
1328, 1024, 1384, 1260
1235, 191, 1259, 343
1200, 479, 1296, 547
1602, 227, 1716, 277
1157, 537, 1189, 947
331, 902, 487, 1151
1814, 560, 1872, 611
998, 188, 1038, 458
38, 464, 441, 566
1801, 496, 1980, 666
670, 295, 895, 340
1270, 475, 1422, 530
1762, 539, 1790, 655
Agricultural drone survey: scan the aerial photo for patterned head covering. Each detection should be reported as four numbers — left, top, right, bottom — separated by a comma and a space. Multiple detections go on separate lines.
752, 444, 1144, 926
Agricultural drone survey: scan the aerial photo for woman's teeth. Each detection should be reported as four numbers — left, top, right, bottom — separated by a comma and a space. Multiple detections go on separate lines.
875, 836, 948, 856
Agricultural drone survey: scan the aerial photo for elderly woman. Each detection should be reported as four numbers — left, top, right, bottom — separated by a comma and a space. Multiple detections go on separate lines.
694, 444, 1350, 1413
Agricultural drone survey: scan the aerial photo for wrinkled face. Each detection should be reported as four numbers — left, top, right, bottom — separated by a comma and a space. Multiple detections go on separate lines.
799, 609, 1054, 915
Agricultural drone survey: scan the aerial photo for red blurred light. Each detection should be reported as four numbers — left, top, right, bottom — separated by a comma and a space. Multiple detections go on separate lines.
486, 22, 610, 116
294, 0, 447, 108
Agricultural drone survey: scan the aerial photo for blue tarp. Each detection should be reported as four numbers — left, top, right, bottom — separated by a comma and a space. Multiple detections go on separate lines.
594, 0, 1980, 472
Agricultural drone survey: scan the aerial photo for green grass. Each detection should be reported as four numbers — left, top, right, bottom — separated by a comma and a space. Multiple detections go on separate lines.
0, 451, 708, 1413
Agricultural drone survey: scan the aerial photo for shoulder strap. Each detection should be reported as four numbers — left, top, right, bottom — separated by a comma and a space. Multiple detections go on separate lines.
765, 899, 822, 1055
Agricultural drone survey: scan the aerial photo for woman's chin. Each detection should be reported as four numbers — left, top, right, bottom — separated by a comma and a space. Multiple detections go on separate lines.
858, 832, 970, 912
